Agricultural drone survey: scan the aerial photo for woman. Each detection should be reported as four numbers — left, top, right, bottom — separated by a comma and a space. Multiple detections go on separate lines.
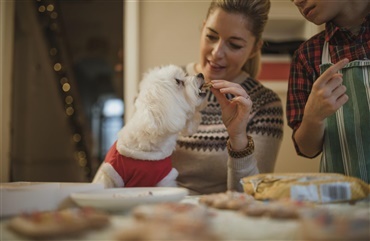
172, 0, 284, 195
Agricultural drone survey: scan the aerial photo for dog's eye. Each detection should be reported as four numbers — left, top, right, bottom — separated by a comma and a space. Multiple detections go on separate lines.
175, 78, 185, 86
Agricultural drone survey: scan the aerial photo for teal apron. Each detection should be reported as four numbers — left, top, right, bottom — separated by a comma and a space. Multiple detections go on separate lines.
319, 41, 370, 183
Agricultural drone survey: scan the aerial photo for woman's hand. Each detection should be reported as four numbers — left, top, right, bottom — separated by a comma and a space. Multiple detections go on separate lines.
210, 80, 252, 150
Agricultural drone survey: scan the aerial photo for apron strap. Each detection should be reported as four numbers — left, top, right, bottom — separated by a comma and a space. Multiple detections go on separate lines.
321, 41, 331, 64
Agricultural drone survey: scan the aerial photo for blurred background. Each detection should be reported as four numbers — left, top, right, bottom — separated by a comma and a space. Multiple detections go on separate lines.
1, 0, 322, 183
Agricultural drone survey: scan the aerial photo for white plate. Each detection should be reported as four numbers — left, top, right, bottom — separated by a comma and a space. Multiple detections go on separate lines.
70, 187, 189, 212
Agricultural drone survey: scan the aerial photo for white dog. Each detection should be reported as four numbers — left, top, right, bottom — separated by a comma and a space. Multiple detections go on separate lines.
93, 65, 208, 188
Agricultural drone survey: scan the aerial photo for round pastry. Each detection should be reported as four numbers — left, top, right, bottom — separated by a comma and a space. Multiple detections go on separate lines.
268, 203, 299, 219
7, 208, 110, 239
241, 203, 269, 217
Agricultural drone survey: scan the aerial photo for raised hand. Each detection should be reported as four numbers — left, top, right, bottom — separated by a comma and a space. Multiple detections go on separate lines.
304, 58, 349, 123
210, 80, 252, 150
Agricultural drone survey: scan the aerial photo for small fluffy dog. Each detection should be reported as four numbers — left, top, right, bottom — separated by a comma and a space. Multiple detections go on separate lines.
93, 65, 208, 188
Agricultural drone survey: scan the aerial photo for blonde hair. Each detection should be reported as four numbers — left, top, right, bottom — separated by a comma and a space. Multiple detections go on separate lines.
206, 0, 270, 79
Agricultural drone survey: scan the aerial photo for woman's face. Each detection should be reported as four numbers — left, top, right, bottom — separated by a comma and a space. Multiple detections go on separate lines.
199, 8, 257, 82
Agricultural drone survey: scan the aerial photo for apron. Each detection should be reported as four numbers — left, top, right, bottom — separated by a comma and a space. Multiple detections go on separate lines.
319, 41, 370, 183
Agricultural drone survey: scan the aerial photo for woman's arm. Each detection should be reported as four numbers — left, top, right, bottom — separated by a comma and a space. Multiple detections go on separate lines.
210, 80, 259, 191
227, 155, 259, 192
210, 79, 252, 150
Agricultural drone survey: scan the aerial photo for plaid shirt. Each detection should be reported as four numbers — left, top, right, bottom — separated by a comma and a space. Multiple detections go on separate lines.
286, 15, 370, 156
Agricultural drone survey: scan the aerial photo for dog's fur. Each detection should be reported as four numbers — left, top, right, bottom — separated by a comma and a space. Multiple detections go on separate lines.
93, 65, 207, 188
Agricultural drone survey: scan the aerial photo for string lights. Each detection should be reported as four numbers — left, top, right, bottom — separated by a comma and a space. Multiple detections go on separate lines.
35, 0, 93, 180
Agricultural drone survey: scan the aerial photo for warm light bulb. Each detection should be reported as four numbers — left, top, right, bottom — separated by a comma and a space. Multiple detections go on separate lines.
65, 96, 73, 104
54, 63, 62, 71
66, 106, 74, 116
38, 5, 46, 12
49, 48, 57, 56
60, 77, 68, 84
73, 133, 81, 143
62, 83, 70, 92
46, 4, 54, 12
50, 12, 58, 19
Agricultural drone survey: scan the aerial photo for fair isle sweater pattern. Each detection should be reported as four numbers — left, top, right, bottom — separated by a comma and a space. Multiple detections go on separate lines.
176, 77, 283, 151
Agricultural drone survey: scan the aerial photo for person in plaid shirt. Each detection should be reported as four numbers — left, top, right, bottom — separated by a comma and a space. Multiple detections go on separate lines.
287, 0, 370, 183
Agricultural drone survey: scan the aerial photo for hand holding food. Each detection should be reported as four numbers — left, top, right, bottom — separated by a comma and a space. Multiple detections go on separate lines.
210, 80, 252, 150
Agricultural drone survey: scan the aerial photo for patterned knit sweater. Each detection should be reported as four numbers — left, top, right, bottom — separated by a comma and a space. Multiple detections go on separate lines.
171, 63, 284, 195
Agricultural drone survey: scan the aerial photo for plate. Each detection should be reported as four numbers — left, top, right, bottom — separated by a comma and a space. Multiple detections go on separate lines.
70, 187, 189, 212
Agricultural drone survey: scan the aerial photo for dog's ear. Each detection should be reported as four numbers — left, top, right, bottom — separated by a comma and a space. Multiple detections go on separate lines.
136, 94, 181, 135
149, 103, 186, 134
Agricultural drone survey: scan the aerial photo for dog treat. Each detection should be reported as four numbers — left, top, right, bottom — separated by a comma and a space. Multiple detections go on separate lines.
201, 82, 212, 91
199, 191, 312, 220
240, 199, 311, 219
199, 190, 255, 210
241, 173, 370, 203
299, 206, 370, 240
267, 203, 300, 219
7, 207, 110, 239
116, 202, 220, 241
240, 202, 269, 217
131, 202, 209, 222
115, 220, 221, 241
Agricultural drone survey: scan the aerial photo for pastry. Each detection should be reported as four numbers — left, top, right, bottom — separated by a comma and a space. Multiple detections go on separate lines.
7, 207, 110, 239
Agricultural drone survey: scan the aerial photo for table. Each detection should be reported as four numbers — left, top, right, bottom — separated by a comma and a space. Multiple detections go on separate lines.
1, 195, 369, 241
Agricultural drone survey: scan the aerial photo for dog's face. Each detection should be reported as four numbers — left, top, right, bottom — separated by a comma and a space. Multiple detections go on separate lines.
135, 65, 208, 135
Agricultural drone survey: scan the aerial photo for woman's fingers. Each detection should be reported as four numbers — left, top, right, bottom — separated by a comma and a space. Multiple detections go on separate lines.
211, 80, 248, 97
210, 85, 229, 108
210, 80, 252, 116
231, 95, 251, 107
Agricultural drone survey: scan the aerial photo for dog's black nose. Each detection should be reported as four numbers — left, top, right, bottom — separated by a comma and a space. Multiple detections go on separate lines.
197, 73, 204, 79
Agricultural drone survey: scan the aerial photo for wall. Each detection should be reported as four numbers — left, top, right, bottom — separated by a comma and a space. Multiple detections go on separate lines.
0, 0, 14, 182
136, 0, 321, 173
139, 0, 206, 73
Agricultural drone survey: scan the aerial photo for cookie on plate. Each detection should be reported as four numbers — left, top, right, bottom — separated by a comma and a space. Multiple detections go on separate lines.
7, 207, 110, 239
